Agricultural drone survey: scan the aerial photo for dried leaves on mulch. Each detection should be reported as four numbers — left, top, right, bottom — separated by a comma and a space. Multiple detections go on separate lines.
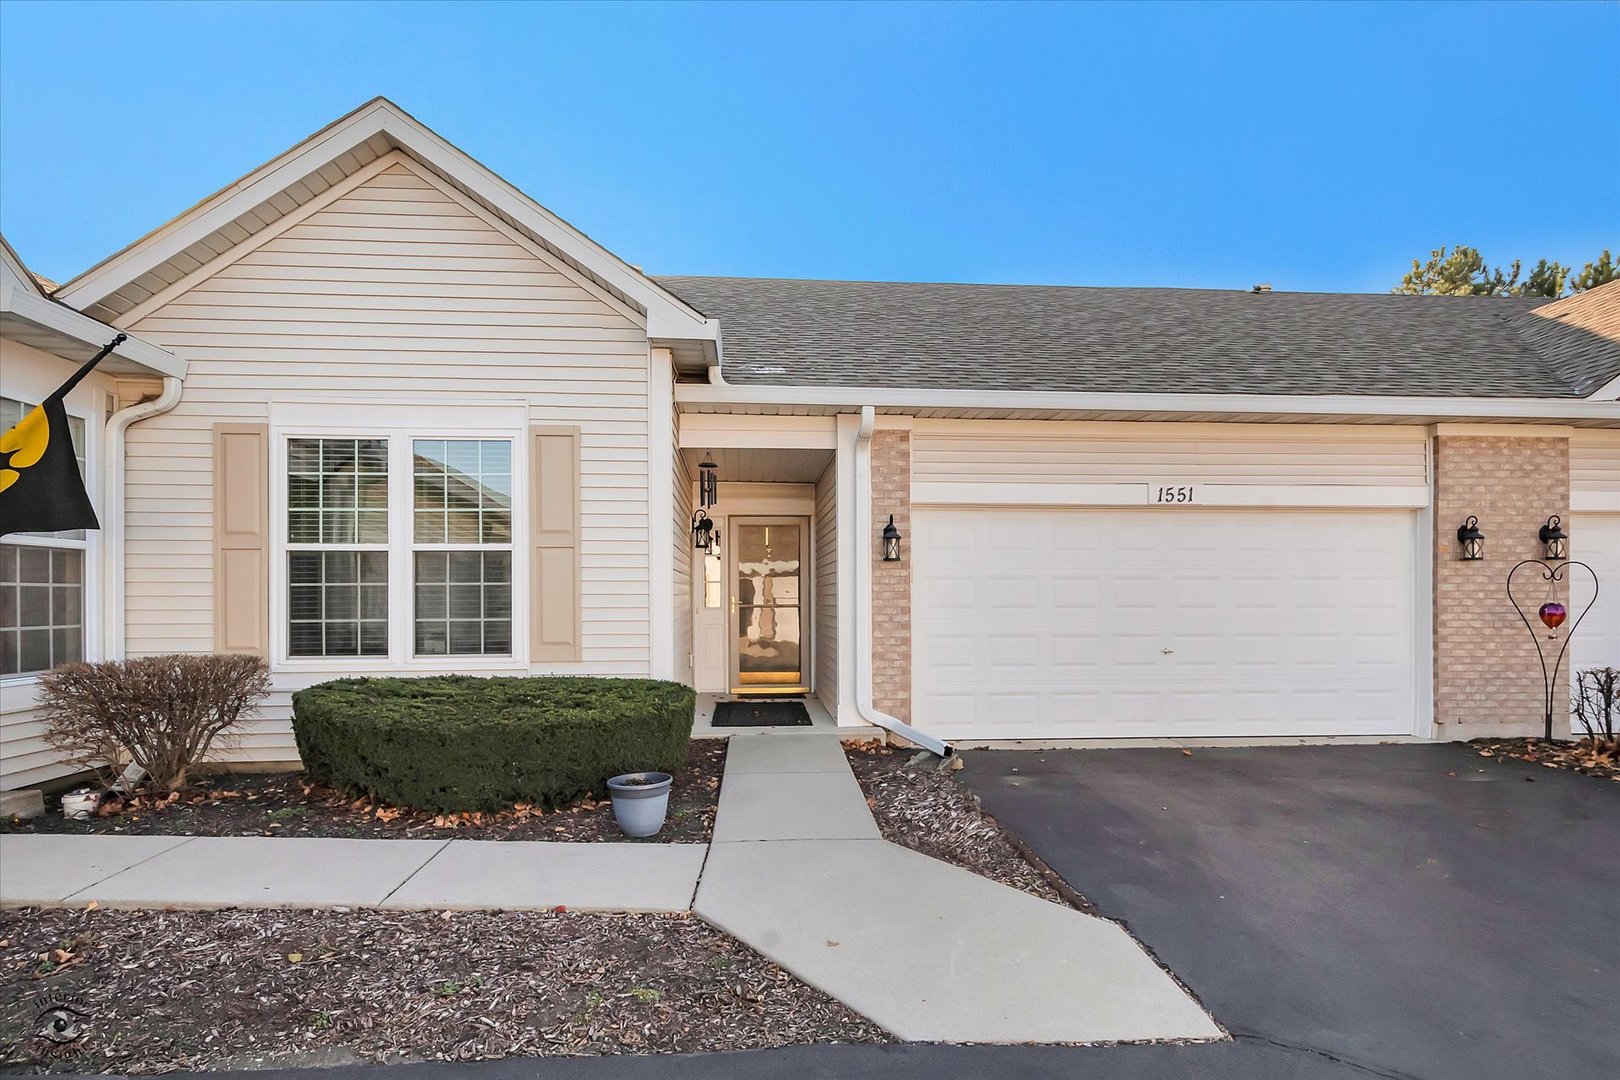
0, 907, 888, 1074
1471, 736, 1620, 782
846, 743, 1089, 910
0, 740, 726, 844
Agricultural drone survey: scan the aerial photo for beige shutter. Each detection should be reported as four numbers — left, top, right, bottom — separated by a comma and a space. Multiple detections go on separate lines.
530, 425, 581, 662
213, 423, 270, 655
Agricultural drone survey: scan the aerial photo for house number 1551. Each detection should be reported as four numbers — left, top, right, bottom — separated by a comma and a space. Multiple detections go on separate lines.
1153, 484, 1198, 504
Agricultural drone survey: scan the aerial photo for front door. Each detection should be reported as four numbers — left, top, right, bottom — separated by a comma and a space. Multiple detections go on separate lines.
730, 517, 808, 694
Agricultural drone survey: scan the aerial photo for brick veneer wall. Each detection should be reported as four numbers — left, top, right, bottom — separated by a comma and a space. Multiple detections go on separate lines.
1432, 435, 1570, 740
871, 429, 912, 722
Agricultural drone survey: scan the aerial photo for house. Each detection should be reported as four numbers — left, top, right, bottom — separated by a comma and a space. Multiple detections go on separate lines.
2, 98, 1617, 791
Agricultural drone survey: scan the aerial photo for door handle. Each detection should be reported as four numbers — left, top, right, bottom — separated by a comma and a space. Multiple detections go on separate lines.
1161, 648, 1175, 655
730, 595, 738, 614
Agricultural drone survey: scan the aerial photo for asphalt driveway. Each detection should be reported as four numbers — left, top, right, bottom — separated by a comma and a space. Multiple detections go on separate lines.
961, 743, 1620, 1080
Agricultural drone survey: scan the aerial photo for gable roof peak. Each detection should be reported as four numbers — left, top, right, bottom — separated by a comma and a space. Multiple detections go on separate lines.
50, 98, 717, 359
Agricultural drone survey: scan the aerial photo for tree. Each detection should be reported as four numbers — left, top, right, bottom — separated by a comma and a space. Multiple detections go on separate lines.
1392, 246, 1618, 297
1571, 249, 1617, 292
1395, 246, 1497, 295
1518, 258, 1571, 298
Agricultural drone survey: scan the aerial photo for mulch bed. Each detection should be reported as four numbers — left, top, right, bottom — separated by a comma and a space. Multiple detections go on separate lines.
1470, 736, 1620, 782
0, 741, 726, 844
846, 743, 1092, 911
0, 907, 889, 1074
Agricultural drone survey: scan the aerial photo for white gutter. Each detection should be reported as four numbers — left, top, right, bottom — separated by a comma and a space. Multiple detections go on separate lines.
854, 405, 952, 758
678, 383, 1620, 423
101, 376, 184, 659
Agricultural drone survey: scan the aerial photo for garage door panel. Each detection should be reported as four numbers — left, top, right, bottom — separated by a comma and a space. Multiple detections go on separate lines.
914, 507, 1417, 739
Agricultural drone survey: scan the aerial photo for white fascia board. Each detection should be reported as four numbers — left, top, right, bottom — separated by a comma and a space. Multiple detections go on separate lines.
674, 383, 1620, 423
1587, 369, 1620, 402
1, 288, 186, 380
55, 100, 718, 346
0, 237, 42, 297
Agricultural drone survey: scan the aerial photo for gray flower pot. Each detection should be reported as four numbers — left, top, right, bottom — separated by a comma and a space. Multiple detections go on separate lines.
606, 772, 673, 837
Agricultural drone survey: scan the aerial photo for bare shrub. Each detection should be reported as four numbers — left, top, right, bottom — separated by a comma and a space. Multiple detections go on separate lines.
39, 654, 270, 792
1572, 667, 1618, 748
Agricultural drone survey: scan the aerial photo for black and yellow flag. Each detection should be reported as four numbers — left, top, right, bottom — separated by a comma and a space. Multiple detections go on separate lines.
0, 334, 125, 538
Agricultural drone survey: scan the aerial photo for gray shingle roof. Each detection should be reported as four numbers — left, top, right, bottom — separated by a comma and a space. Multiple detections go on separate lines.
655, 277, 1618, 399
1509, 281, 1620, 398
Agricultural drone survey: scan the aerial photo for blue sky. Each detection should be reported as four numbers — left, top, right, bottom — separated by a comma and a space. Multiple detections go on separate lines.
1, 1, 1615, 292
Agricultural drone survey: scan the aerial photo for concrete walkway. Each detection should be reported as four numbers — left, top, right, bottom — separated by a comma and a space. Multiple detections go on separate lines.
1, 737, 1221, 1045
693, 733, 1221, 1044
0, 834, 706, 912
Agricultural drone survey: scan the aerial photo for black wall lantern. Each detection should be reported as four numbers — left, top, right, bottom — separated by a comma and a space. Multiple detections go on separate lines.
1539, 515, 1568, 561
691, 510, 717, 553
698, 452, 719, 510
1456, 516, 1484, 561
881, 514, 903, 562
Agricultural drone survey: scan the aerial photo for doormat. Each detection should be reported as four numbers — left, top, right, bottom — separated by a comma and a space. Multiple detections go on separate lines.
712, 700, 814, 727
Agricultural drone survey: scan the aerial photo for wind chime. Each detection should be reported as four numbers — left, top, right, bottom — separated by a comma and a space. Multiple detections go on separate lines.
691, 453, 720, 554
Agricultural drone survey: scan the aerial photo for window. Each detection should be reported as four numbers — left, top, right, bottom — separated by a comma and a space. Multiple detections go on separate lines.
412, 439, 512, 656
286, 438, 389, 657
1, 395, 88, 677
278, 425, 518, 664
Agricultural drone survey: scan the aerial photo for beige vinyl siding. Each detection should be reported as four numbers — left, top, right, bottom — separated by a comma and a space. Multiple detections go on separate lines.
1, 683, 73, 790
121, 156, 653, 767
1571, 431, 1620, 496
911, 421, 1429, 489
673, 418, 695, 686
813, 461, 838, 715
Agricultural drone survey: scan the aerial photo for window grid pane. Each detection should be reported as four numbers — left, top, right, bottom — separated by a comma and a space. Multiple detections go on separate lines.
413, 439, 511, 544
287, 551, 389, 657
287, 437, 388, 546
285, 437, 389, 658
0, 543, 83, 676
413, 550, 512, 656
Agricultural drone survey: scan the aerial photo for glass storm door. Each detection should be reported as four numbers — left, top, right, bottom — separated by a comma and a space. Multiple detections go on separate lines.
731, 518, 806, 694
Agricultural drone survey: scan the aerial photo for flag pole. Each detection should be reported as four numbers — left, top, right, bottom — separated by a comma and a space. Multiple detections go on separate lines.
47, 333, 127, 404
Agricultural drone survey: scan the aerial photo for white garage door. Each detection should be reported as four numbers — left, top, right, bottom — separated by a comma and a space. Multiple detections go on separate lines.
1570, 512, 1620, 732
913, 507, 1419, 740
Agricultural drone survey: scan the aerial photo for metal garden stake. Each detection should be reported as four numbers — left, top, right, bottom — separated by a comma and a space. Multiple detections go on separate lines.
1505, 560, 1599, 742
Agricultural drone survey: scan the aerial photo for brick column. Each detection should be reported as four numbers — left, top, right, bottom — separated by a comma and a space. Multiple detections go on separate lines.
1432, 434, 1570, 741
870, 428, 912, 722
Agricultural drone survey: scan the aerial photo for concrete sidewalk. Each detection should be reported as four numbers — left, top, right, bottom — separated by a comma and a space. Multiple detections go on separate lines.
0, 834, 706, 912
693, 733, 1222, 1044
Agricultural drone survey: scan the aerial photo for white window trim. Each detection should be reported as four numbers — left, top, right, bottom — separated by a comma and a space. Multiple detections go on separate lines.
268, 403, 529, 673
1, 383, 104, 687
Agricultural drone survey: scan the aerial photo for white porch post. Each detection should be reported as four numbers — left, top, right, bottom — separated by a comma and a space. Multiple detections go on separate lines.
647, 346, 676, 681
835, 411, 861, 724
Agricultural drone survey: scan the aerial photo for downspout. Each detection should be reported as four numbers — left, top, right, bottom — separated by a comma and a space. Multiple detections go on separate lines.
101, 375, 184, 660
854, 405, 953, 758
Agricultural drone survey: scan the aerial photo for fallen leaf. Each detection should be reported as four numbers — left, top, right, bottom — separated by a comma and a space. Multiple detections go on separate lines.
287, 952, 303, 963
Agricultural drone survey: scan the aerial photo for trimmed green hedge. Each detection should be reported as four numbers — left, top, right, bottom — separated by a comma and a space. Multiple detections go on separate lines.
291, 676, 693, 813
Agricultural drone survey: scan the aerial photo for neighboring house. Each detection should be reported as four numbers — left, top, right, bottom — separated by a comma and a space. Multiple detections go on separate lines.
1, 98, 1617, 791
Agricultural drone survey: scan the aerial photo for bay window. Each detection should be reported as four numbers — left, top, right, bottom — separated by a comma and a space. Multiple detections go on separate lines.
274, 411, 522, 667
1, 395, 88, 677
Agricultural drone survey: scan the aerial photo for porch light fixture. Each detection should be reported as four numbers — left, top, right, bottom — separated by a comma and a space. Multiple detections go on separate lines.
881, 515, 903, 563
698, 452, 719, 509
691, 510, 718, 554
1538, 515, 1568, 561
1456, 516, 1484, 561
